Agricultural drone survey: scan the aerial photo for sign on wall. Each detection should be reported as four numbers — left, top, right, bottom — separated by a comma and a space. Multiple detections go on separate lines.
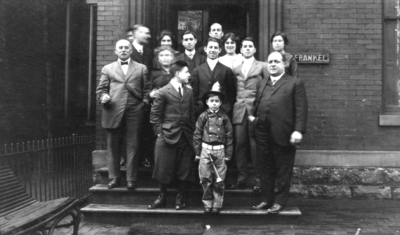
293, 52, 330, 64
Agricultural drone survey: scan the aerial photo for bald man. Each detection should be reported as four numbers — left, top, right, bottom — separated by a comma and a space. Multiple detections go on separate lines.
96, 39, 151, 190
197, 23, 226, 57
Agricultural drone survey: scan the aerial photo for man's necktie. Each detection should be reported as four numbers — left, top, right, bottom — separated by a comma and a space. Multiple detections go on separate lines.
188, 53, 193, 59
178, 86, 182, 98
121, 61, 128, 65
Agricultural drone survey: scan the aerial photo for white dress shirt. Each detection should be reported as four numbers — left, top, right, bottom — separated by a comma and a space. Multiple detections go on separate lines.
271, 72, 285, 85
185, 50, 195, 60
118, 58, 131, 75
207, 58, 219, 71
241, 57, 255, 78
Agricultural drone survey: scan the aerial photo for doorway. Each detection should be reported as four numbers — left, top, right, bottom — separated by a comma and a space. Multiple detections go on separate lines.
151, 0, 259, 54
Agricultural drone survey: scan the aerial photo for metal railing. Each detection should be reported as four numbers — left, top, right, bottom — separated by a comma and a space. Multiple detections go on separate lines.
0, 135, 95, 202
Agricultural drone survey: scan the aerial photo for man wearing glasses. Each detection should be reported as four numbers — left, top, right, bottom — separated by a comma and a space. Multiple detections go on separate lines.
248, 51, 308, 213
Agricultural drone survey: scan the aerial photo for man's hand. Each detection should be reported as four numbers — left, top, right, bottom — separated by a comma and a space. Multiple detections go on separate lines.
290, 131, 303, 146
150, 88, 159, 98
195, 156, 200, 161
101, 94, 111, 104
248, 115, 256, 123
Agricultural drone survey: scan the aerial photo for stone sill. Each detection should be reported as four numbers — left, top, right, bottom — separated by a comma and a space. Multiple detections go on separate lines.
295, 150, 400, 168
379, 114, 400, 126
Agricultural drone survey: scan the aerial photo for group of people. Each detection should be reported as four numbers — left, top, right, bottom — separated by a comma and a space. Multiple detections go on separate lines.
96, 22, 308, 215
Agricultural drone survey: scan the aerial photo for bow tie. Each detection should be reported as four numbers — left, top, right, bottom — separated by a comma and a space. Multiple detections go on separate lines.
121, 61, 128, 65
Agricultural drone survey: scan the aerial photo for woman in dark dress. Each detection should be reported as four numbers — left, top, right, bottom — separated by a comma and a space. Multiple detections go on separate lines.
270, 31, 298, 77
150, 46, 177, 100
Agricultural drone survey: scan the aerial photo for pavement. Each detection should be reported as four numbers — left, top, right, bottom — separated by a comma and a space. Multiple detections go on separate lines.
52, 199, 400, 235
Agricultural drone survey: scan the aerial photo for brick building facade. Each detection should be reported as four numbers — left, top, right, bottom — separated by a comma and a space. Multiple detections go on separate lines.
88, 0, 400, 198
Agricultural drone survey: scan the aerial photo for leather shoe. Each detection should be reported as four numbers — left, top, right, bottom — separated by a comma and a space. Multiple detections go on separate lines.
148, 194, 166, 209
267, 203, 285, 214
212, 207, 221, 214
204, 207, 212, 214
127, 181, 136, 190
175, 194, 186, 210
108, 178, 121, 189
251, 202, 272, 210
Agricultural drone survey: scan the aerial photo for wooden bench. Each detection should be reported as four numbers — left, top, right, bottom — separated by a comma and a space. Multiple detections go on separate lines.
0, 165, 81, 235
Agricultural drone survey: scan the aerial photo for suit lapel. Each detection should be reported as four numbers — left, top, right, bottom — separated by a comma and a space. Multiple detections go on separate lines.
213, 62, 223, 80
254, 78, 268, 111
167, 83, 181, 100
114, 62, 126, 81
246, 60, 258, 79
182, 85, 190, 101
131, 47, 142, 62
271, 74, 288, 94
124, 61, 136, 81
200, 63, 212, 81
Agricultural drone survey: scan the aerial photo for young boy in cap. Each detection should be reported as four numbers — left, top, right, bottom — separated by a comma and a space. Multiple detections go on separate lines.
193, 89, 233, 214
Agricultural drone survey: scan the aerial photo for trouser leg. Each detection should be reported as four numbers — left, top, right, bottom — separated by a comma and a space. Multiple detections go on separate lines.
273, 143, 296, 206
124, 102, 144, 182
211, 149, 226, 208
106, 127, 123, 179
199, 149, 214, 208
234, 120, 249, 183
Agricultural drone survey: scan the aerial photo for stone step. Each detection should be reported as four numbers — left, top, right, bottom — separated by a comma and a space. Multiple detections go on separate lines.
96, 165, 258, 188
81, 203, 301, 226
90, 184, 262, 206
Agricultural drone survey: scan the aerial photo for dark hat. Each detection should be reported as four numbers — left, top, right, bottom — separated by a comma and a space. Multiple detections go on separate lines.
202, 90, 225, 108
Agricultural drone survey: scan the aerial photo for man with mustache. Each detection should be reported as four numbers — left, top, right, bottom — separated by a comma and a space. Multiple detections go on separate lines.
127, 24, 153, 70
96, 39, 151, 190
249, 51, 308, 213
191, 37, 236, 117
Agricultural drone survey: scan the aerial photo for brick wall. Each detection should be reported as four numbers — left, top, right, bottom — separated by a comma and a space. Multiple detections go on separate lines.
94, 0, 128, 149
0, 0, 94, 144
284, 0, 398, 150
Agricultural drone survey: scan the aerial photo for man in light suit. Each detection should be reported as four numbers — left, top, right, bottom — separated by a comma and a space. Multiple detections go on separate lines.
175, 30, 206, 75
191, 37, 236, 117
96, 39, 151, 190
249, 51, 308, 213
232, 37, 268, 190
148, 60, 195, 210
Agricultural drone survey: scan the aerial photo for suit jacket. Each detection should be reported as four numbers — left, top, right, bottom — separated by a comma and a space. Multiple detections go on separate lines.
232, 59, 268, 124
131, 46, 153, 71
252, 74, 308, 146
150, 82, 195, 145
191, 62, 237, 115
96, 60, 151, 129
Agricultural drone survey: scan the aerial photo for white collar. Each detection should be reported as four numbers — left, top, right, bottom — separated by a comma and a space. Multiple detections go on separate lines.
170, 78, 182, 90
207, 58, 218, 65
242, 56, 254, 65
118, 58, 131, 65
270, 72, 285, 82
133, 41, 143, 52
185, 50, 195, 56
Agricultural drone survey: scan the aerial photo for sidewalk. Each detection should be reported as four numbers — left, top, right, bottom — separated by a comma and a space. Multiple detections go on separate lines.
53, 199, 400, 235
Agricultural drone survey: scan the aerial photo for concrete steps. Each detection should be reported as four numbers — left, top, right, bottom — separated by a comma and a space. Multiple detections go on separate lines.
83, 166, 301, 225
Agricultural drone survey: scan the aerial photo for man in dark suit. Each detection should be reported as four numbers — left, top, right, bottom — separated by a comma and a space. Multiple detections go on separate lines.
191, 37, 236, 117
148, 60, 195, 210
127, 24, 153, 71
127, 24, 154, 167
249, 51, 308, 213
232, 37, 268, 190
96, 39, 151, 190
175, 30, 206, 75
197, 23, 226, 57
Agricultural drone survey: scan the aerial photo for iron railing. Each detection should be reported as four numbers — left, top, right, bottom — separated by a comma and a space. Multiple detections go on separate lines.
0, 135, 95, 201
